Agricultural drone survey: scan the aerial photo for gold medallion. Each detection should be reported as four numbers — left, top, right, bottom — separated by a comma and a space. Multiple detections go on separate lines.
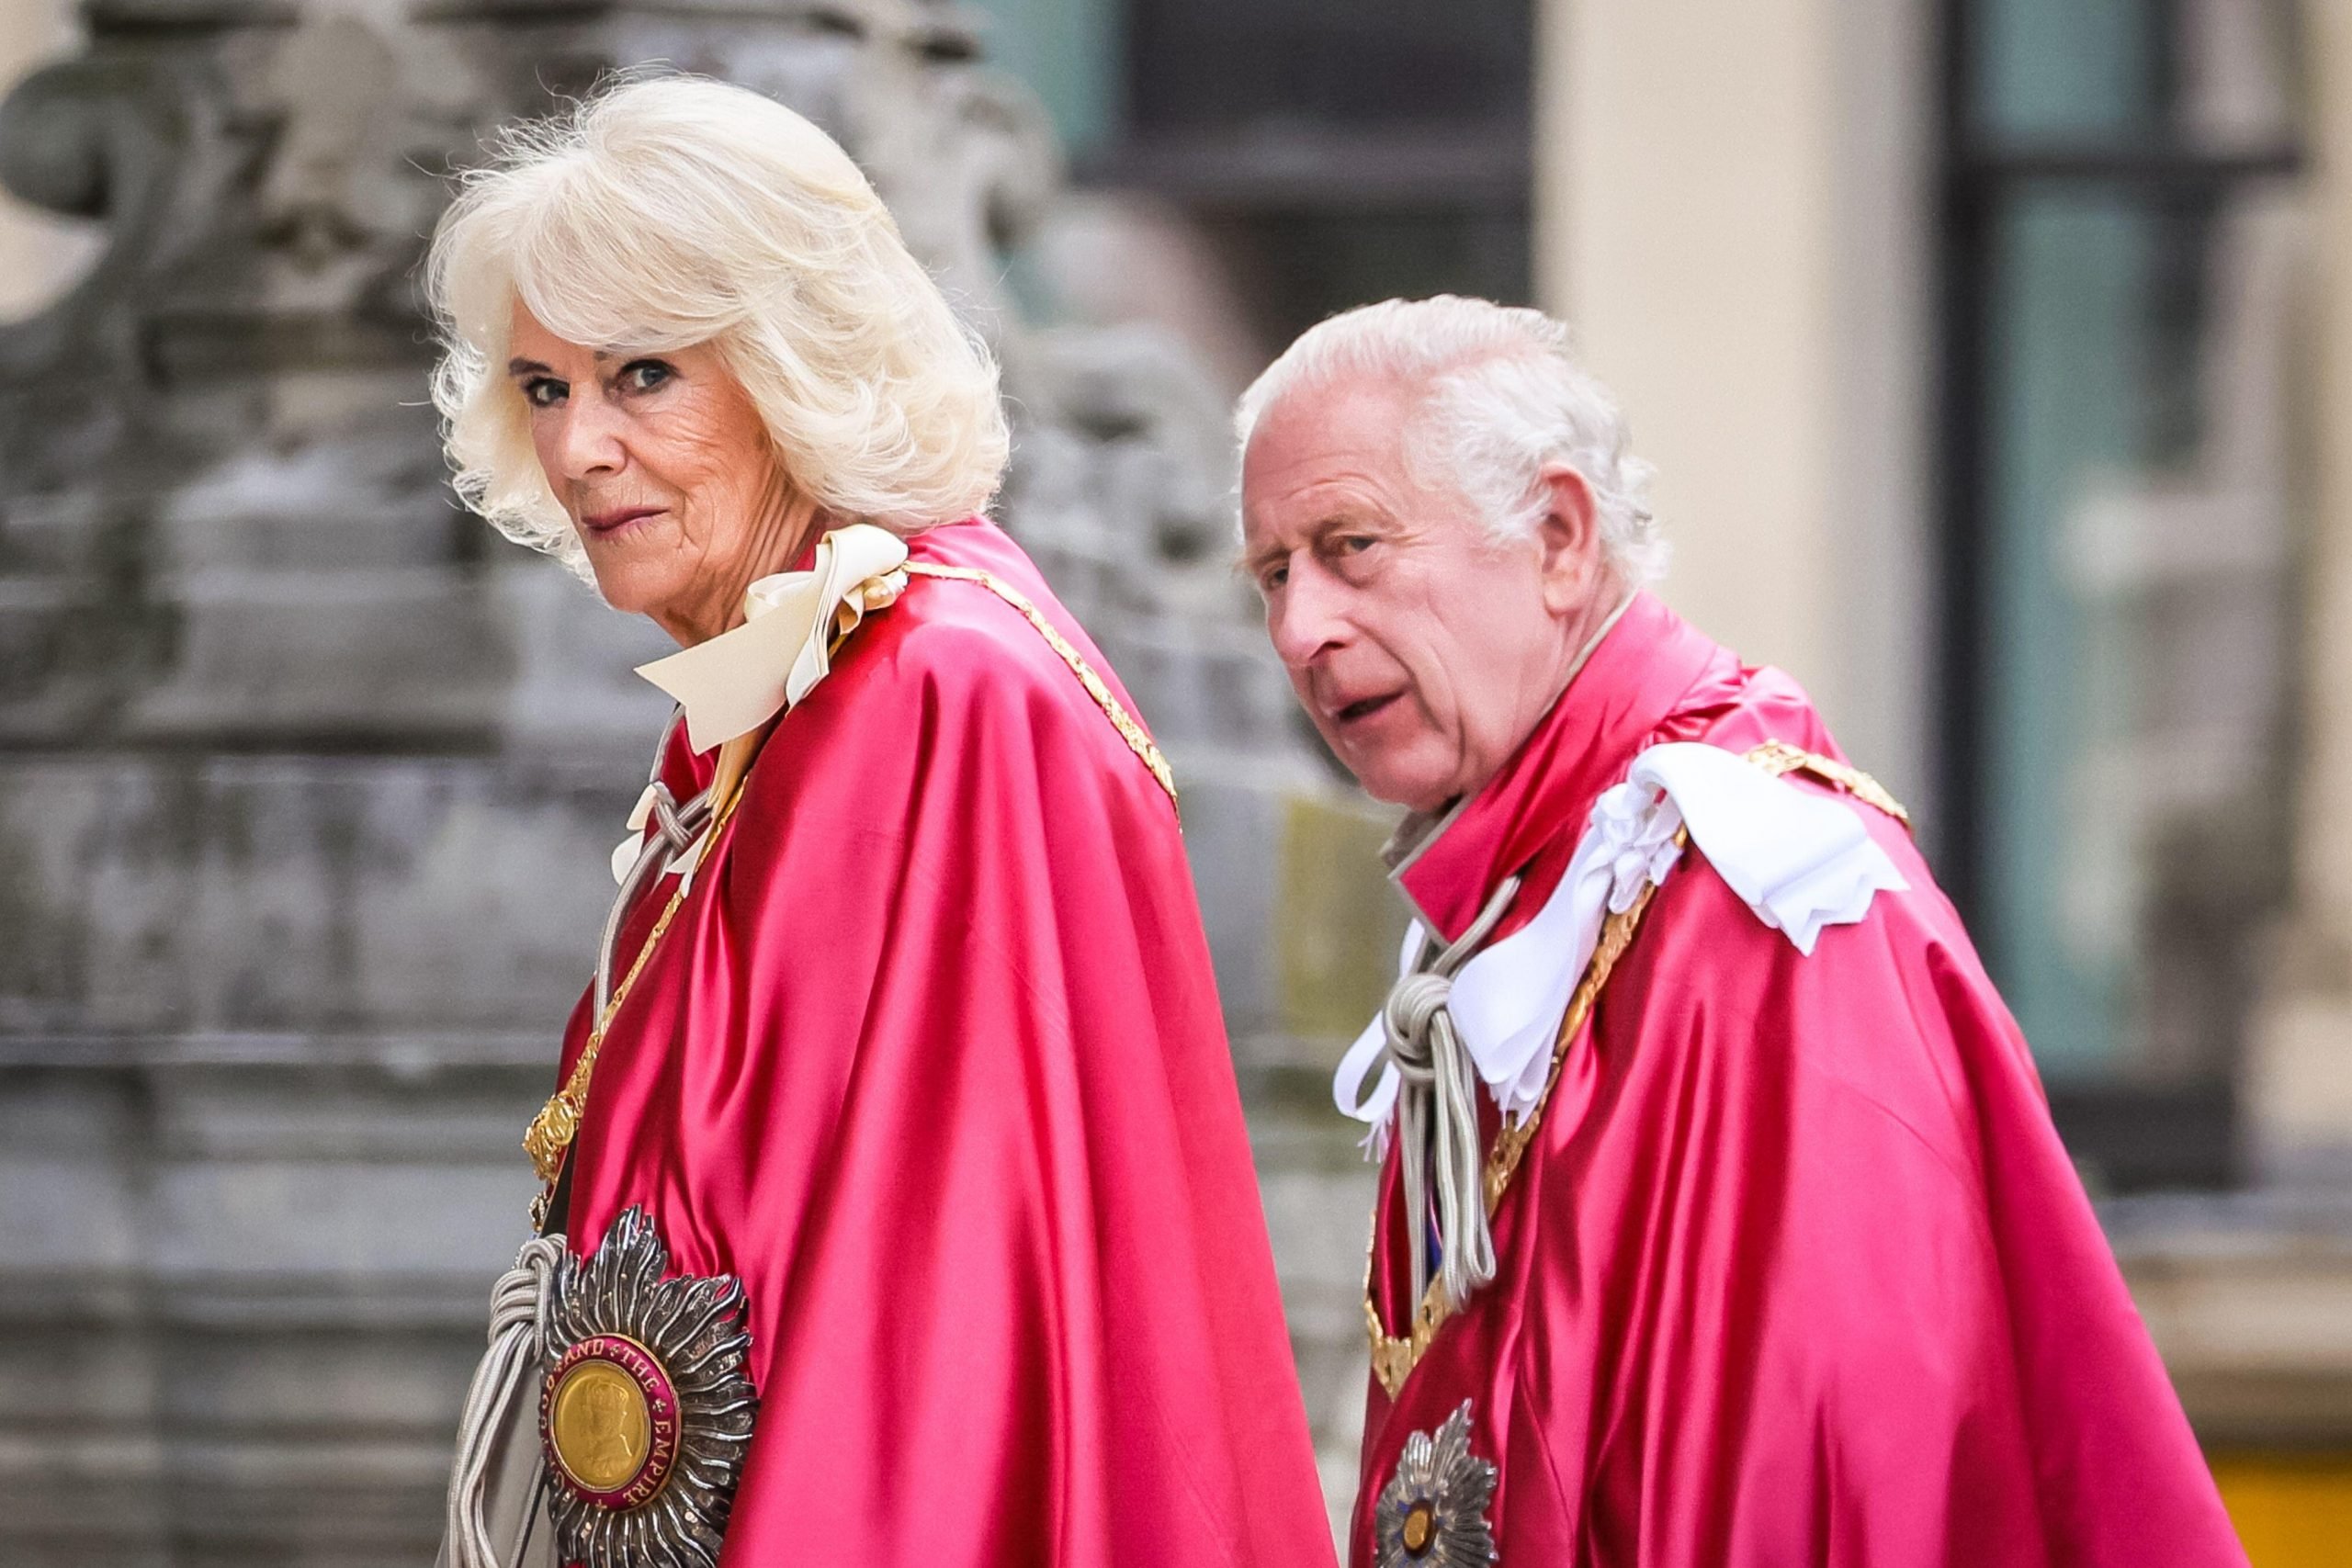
1373, 1401, 1497, 1567
548, 1353, 657, 1495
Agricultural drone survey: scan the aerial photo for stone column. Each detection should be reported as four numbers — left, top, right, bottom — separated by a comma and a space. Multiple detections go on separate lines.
2245, 0, 2352, 1186
0, 0, 84, 321
1532, 0, 1938, 815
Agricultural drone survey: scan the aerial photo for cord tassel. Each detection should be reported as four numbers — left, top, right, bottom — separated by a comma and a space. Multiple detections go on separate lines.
439, 1235, 564, 1568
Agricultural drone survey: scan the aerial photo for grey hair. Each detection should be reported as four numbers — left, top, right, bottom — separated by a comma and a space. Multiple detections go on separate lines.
1235, 296, 1666, 586
425, 74, 1008, 581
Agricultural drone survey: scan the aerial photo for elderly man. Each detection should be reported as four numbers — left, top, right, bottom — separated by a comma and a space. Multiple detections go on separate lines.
1238, 297, 2246, 1567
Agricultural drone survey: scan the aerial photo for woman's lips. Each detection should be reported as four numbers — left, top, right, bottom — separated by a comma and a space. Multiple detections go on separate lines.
581, 505, 664, 537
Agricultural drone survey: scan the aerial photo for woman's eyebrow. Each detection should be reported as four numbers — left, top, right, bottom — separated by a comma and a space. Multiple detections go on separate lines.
506, 356, 554, 377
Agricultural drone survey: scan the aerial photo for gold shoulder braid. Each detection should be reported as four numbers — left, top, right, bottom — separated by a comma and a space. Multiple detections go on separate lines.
1743, 738, 1910, 828
903, 562, 1179, 809
1364, 739, 1909, 1397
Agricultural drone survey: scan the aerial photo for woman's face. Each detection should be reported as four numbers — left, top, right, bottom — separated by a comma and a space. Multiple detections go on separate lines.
507, 303, 818, 645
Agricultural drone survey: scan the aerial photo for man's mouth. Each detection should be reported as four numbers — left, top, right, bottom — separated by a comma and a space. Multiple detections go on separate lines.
1329, 692, 1403, 726
581, 505, 664, 537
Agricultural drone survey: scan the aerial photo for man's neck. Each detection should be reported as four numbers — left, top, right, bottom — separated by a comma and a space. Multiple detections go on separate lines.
1553, 587, 1638, 704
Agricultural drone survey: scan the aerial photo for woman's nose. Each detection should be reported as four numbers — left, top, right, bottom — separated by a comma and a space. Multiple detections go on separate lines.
554, 393, 628, 480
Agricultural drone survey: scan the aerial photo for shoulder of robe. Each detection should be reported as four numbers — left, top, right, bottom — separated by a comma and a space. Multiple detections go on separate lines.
834, 578, 1176, 823
722, 582, 1075, 807
1624, 765, 2025, 1157
860, 578, 1088, 710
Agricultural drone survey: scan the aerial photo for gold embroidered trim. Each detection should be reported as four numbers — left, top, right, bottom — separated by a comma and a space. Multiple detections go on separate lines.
524, 781, 751, 1193
522, 567, 1175, 1215
1743, 739, 1909, 827
1363, 738, 1905, 1396
904, 561, 1179, 809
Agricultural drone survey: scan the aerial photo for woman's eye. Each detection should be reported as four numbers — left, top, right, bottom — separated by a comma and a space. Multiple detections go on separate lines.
619, 360, 674, 394
521, 377, 567, 409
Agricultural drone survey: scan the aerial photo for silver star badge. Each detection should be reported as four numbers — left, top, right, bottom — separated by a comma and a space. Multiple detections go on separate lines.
1374, 1400, 1498, 1567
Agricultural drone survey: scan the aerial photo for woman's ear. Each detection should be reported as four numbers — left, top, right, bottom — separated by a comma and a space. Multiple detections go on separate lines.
1533, 465, 1605, 615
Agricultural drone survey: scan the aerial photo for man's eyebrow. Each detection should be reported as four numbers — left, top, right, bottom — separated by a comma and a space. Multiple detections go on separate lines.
1240, 527, 1298, 574
1240, 511, 1360, 576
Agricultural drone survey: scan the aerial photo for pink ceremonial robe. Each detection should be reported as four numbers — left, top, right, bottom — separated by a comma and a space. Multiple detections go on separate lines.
551, 518, 1337, 1566
1354, 592, 2246, 1566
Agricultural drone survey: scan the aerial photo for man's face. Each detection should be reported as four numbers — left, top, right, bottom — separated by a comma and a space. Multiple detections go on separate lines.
1241, 373, 1599, 813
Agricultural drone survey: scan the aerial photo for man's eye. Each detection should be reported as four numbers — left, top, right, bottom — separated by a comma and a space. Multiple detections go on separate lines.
619, 360, 673, 394
522, 377, 567, 409
1331, 535, 1376, 557
1259, 564, 1289, 593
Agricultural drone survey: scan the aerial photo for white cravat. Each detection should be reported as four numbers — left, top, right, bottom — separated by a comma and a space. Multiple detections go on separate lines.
636, 523, 911, 752
1334, 740, 1911, 1135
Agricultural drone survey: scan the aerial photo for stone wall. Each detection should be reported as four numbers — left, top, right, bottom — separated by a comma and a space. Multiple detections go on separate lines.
0, 3, 1394, 1560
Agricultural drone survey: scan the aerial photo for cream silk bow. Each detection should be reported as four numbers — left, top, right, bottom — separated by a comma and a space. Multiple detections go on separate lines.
636, 523, 911, 753
609, 525, 911, 886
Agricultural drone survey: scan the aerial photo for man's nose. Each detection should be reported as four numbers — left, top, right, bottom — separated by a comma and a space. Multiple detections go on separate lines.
553, 391, 627, 481
1268, 563, 1350, 669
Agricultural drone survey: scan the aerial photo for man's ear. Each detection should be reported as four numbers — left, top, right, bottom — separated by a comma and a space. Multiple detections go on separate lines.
1533, 465, 1604, 615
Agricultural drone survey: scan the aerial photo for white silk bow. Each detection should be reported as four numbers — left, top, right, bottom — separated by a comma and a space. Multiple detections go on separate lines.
635, 524, 911, 754
609, 525, 911, 886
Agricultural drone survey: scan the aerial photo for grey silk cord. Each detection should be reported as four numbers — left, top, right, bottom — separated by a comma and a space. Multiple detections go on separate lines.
1385, 874, 1521, 1314
443, 720, 722, 1564
445, 723, 704, 1563
442, 1234, 564, 1568
595, 710, 712, 1020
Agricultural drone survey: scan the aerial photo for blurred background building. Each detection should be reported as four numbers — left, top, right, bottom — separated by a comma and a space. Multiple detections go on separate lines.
1, 0, 2348, 1562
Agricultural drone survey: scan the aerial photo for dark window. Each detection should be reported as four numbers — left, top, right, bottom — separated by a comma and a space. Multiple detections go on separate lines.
1938, 0, 2304, 1190
1097, 0, 1534, 348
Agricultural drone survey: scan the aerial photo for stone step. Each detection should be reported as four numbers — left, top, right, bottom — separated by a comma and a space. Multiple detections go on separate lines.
0, 755, 628, 1032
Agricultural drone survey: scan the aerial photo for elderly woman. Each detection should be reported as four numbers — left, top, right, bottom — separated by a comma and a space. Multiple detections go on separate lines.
427, 77, 1332, 1568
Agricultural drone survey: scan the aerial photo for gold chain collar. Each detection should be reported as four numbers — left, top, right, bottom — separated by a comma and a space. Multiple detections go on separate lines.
524, 779, 751, 1213
520, 561, 1181, 1224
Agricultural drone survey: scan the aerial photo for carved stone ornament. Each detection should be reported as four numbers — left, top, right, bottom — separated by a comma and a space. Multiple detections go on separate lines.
540, 1206, 757, 1566
1373, 1401, 1498, 1568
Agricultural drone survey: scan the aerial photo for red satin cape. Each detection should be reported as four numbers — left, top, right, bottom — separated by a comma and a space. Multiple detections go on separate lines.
1354, 592, 2246, 1567
551, 518, 1336, 1566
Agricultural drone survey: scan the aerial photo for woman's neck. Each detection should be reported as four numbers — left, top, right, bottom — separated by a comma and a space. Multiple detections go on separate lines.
654, 488, 826, 647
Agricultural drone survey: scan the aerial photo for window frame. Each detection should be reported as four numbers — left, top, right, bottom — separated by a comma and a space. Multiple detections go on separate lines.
1932, 0, 2303, 1190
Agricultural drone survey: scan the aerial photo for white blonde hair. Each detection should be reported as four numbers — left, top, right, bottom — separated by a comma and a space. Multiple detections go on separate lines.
426, 74, 1008, 579
1236, 296, 1666, 586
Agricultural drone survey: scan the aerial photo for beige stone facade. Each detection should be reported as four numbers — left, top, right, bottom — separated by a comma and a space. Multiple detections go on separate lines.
1536, 0, 1937, 818
0, 0, 88, 321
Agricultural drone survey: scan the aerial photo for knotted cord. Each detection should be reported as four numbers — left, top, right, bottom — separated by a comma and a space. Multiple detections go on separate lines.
1383, 874, 1521, 1313
594, 713, 714, 1021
